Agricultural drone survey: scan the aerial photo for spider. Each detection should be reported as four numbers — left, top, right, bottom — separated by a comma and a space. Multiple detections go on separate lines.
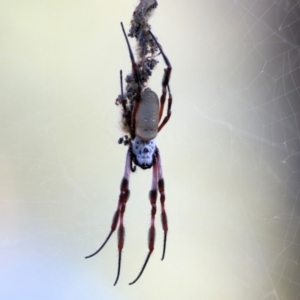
85, 22, 172, 286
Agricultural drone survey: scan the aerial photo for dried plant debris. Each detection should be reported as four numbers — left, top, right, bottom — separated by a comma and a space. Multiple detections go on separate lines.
116, 0, 160, 138
129, 0, 158, 58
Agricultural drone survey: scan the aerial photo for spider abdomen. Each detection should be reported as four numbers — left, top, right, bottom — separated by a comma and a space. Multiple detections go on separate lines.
135, 88, 159, 141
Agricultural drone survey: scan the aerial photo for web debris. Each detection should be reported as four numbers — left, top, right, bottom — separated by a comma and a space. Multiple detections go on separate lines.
116, 0, 160, 138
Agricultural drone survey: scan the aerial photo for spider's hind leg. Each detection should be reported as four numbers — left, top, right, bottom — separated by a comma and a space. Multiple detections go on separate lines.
148, 31, 173, 131
120, 22, 143, 139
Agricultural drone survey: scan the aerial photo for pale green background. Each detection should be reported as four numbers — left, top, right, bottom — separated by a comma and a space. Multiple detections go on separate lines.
1, 1, 299, 299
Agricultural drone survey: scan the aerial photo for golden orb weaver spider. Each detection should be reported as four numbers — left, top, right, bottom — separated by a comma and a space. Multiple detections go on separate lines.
85, 22, 172, 286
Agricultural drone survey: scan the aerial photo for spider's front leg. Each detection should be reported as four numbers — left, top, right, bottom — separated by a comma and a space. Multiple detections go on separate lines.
129, 148, 168, 285
85, 149, 131, 286
156, 149, 168, 260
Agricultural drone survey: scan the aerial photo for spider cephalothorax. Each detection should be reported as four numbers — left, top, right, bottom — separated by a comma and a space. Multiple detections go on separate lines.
132, 136, 156, 169
86, 21, 172, 286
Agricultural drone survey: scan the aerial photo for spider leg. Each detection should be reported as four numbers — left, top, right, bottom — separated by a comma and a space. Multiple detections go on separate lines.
158, 78, 167, 122
118, 70, 126, 110
120, 22, 142, 138
117, 70, 133, 140
148, 30, 172, 131
129, 151, 159, 285
85, 149, 131, 286
158, 85, 172, 132
156, 149, 168, 260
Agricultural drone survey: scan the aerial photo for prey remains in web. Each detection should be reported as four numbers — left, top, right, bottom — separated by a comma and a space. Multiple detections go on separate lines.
86, 0, 172, 285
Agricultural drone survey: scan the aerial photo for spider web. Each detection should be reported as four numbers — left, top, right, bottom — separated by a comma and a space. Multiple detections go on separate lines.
1, 0, 300, 299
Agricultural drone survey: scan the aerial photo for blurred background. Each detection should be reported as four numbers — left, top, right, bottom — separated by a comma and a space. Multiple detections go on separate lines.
1, 0, 300, 299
